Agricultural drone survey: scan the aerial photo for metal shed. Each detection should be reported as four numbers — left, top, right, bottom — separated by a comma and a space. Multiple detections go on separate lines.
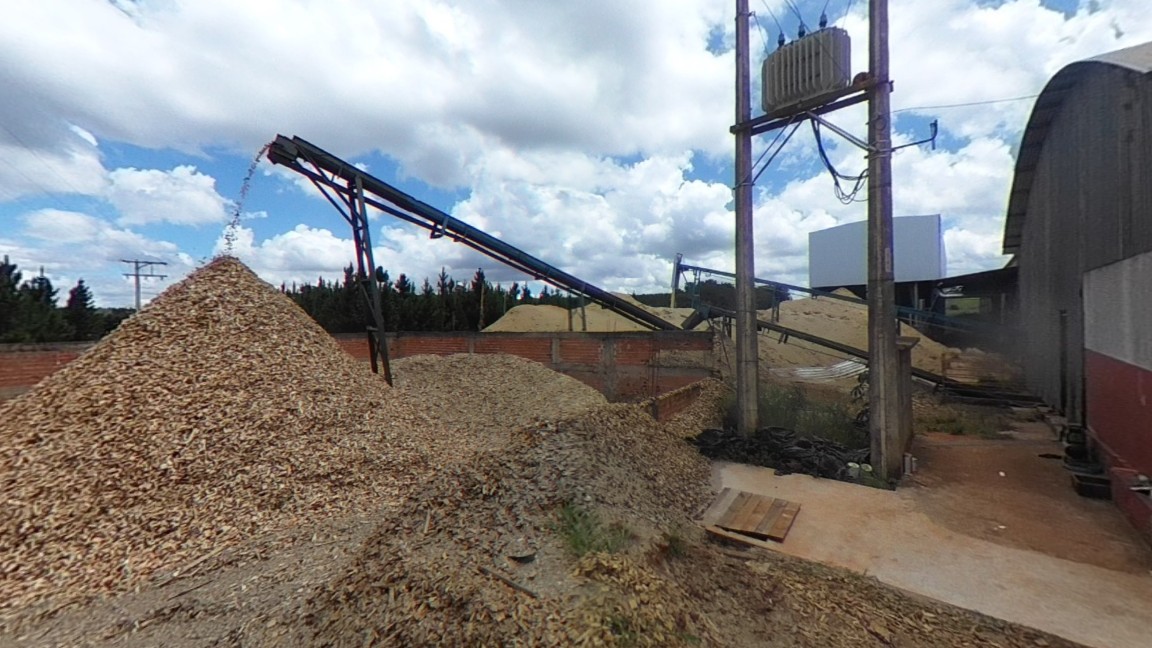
1002, 41, 1152, 425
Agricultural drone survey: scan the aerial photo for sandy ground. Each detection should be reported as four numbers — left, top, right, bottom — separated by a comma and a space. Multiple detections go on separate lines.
909, 427, 1152, 573
710, 427, 1152, 648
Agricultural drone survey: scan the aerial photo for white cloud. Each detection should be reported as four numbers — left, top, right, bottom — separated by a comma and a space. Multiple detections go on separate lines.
4, 0, 1152, 304
217, 224, 357, 288
0, 141, 107, 201
107, 165, 232, 226
0, 0, 734, 187
5, 209, 193, 307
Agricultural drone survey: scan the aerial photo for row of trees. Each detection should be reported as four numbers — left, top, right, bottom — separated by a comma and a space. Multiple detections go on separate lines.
0, 257, 791, 343
286, 270, 791, 335
283, 266, 577, 333
0, 256, 132, 343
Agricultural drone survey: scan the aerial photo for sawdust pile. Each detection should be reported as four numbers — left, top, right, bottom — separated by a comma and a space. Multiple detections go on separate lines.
391, 353, 607, 460
484, 294, 954, 376
773, 292, 951, 372
260, 398, 717, 647
0, 257, 431, 610
483, 303, 650, 333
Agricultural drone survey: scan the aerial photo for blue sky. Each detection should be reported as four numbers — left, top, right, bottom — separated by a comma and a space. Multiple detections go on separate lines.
0, 0, 1147, 307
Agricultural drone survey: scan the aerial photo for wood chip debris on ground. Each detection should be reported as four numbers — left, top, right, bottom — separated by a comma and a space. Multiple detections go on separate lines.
247, 393, 719, 647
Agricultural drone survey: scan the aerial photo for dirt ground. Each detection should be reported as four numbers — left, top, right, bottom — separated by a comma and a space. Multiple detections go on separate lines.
2, 512, 383, 647
908, 426, 1152, 574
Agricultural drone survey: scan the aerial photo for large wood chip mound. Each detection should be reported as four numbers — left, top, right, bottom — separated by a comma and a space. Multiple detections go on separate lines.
0, 257, 431, 610
391, 353, 607, 460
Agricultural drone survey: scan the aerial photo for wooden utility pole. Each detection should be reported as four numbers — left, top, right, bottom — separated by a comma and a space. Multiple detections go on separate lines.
733, 0, 759, 436
867, 0, 903, 480
121, 259, 168, 311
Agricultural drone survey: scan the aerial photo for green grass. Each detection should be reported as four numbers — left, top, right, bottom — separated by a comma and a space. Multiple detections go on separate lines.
725, 383, 866, 449
919, 408, 1010, 438
555, 503, 633, 557
659, 528, 689, 559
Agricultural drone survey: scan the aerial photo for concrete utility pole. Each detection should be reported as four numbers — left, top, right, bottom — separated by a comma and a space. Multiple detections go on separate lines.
733, 0, 759, 436
121, 259, 168, 311
867, 0, 903, 480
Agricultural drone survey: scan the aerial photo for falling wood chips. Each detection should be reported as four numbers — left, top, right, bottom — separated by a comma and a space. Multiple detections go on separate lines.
0, 257, 435, 610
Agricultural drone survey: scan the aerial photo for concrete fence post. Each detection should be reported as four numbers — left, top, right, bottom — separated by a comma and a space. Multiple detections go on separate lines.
892, 336, 920, 479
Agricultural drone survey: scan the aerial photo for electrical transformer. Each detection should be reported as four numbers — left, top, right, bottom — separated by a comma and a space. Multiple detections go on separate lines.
762, 27, 851, 113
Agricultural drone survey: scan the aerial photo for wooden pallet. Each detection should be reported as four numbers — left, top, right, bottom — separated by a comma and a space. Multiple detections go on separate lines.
701, 487, 801, 544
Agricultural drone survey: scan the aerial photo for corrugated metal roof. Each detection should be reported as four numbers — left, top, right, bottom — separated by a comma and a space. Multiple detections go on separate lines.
1002, 41, 1152, 254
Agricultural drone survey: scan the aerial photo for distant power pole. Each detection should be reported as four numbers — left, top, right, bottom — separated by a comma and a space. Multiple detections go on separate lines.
733, 0, 759, 437
121, 259, 168, 311
867, 0, 903, 479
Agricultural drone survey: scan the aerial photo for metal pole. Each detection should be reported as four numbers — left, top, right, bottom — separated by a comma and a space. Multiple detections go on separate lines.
867, 0, 903, 480
121, 259, 167, 312
134, 262, 142, 311
734, 0, 758, 436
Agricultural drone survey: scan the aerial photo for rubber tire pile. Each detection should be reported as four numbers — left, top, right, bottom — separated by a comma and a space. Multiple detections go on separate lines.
689, 426, 870, 482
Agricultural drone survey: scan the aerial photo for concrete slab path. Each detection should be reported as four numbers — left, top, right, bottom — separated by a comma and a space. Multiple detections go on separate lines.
712, 461, 1152, 648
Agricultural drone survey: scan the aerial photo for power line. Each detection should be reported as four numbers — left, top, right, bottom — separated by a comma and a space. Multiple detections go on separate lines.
746, 115, 796, 184
752, 12, 770, 54
753, 121, 803, 185
783, 0, 806, 28
891, 94, 1040, 114
841, 0, 856, 26
121, 259, 168, 311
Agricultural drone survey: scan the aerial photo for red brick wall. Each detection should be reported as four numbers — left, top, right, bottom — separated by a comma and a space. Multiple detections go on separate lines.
644, 381, 708, 422
0, 343, 90, 395
1, 331, 715, 403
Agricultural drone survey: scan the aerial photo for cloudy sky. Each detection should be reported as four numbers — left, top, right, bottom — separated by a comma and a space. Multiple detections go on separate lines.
1, 0, 1148, 307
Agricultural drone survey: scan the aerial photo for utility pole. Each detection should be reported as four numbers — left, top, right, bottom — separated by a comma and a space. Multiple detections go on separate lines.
733, 0, 759, 436
867, 0, 902, 480
121, 259, 168, 311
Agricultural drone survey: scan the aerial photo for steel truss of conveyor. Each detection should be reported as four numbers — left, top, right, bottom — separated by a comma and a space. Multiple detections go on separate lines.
672, 255, 1006, 338
266, 136, 678, 336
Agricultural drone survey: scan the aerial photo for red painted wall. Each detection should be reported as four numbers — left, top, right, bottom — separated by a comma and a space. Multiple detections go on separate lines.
1086, 350, 1152, 475
1085, 350, 1152, 543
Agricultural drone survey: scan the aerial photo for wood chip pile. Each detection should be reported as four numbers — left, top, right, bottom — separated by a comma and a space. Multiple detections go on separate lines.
256, 395, 717, 646
391, 353, 607, 461
0, 257, 433, 610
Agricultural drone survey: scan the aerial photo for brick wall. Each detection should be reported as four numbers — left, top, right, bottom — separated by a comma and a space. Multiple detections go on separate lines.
0, 342, 91, 400
1, 331, 715, 403
643, 381, 709, 422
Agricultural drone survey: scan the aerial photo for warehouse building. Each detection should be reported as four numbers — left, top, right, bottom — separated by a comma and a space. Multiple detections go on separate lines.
1003, 41, 1152, 538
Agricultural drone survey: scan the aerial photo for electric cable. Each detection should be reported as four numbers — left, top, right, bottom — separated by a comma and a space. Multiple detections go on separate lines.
891, 94, 1040, 114
752, 121, 803, 185
741, 115, 796, 189
811, 119, 868, 204
841, 0, 856, 26
752, 12, 770, 54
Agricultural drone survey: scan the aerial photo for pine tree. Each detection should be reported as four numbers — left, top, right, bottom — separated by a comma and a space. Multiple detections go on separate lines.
0, 256, 22, 339
14, 270, 71, 342
65, 278, 98, 340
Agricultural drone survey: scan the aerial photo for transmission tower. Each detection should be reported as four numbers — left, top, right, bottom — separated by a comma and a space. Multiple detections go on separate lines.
121, 259, 168, 311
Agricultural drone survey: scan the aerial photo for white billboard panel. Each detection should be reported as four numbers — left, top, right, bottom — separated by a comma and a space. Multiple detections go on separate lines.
808, 214, 945, 288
